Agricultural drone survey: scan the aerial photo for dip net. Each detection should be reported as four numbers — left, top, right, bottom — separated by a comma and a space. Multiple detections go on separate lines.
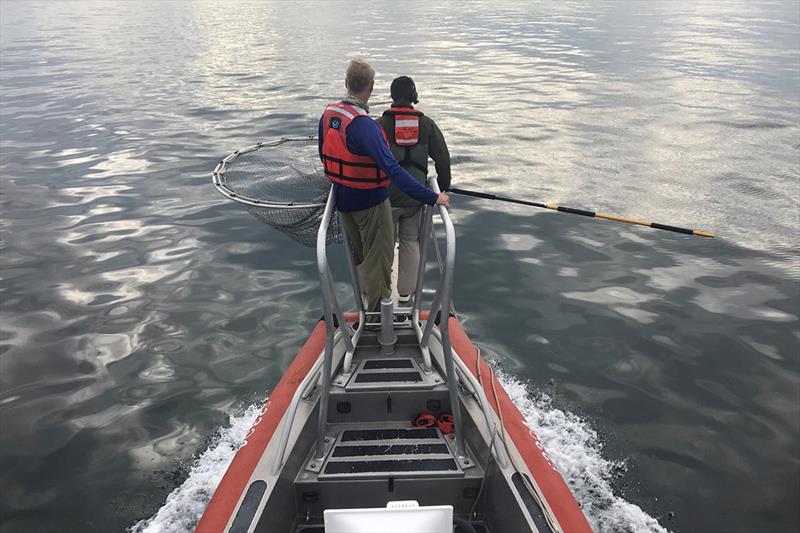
212, 137, 342, 247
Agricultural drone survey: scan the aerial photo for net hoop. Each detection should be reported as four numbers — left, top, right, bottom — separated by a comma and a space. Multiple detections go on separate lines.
211, 136, 342, 247
212, 136, 325, 209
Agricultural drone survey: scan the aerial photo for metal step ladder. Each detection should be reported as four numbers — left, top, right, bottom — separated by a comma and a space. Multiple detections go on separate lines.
315, 426, 465, 480
341, 358, 444, 391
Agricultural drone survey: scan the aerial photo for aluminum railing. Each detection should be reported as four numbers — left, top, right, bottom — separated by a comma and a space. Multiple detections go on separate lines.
313, 181, 465, 462
410, 178, 465, 460
314, 186, 364, 459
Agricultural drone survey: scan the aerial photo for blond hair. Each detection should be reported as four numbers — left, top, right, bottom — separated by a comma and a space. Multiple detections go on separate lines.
345, 58, 375, 94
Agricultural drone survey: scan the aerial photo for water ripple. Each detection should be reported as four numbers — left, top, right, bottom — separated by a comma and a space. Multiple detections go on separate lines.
1, 1, 798, 533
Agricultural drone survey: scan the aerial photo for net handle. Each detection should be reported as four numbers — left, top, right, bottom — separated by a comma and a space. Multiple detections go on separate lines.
212, 136, 327, 209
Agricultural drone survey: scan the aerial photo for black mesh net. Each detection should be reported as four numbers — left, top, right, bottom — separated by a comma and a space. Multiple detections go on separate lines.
213, 138, 342, 247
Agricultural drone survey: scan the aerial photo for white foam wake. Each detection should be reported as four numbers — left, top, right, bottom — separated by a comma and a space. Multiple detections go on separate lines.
129, 402, 264, 533
132, 378, 668, 533
496, 371, 669, 533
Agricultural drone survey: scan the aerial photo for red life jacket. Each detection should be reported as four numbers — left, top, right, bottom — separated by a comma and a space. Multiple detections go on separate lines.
320, 102, 389, 189
386, 106, 422, 146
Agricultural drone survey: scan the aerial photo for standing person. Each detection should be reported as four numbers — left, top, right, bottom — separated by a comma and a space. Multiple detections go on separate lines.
318, 59, 449, 318
376, 76, 451, 304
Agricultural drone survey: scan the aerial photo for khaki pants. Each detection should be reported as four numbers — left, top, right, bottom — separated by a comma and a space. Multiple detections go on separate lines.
392, 205, 423, 297
340, 199, 394, 314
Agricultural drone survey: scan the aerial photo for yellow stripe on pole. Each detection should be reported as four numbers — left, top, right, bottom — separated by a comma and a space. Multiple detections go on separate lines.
692, 230, 715, 239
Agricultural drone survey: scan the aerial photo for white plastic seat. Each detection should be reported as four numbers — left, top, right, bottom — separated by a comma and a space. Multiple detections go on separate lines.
323, 500, 453, 533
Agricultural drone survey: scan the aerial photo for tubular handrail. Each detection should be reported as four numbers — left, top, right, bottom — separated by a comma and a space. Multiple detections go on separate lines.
272, 328, 350, 475
431, 328, 509, 468
411, 177, 465, 460
314, 189, 336, 459
410, 203, 435, 371
314, 186, 365, 459
272, 354, 324, 475
411, 178, 456, 372
313, 179, 465, 463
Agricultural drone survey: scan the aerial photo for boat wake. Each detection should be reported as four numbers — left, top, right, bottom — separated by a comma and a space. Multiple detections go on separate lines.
495, 372, 669, 533
130, 379, 668, 533
129, 403, 264, 533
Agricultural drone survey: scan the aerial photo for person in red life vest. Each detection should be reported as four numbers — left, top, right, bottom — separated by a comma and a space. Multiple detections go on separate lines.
376, 76, 452, 304
318, 59, 449, 317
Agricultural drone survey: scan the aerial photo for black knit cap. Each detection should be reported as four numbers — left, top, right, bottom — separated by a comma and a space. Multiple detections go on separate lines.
390, 76, 418, 104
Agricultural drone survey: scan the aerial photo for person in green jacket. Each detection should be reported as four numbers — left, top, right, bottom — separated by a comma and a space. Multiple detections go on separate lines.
376, 76, 452, 304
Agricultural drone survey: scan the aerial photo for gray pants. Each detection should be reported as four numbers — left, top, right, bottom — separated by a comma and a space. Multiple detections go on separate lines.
391, 205, 423, 296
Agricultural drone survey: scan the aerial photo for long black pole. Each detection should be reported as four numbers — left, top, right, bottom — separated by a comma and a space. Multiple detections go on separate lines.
449, 187, 715, 239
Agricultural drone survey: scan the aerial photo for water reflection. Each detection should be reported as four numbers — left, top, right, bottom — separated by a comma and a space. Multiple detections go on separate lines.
0, 1, 797, 532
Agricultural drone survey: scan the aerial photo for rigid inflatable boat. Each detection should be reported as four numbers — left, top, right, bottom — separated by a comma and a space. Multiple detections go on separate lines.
200, 173, 593, 533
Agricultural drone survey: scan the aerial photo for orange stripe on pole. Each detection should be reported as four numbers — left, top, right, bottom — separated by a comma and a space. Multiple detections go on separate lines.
595, 212, 650, 226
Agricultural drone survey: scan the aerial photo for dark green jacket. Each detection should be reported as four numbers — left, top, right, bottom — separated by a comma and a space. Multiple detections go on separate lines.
376, 106, 451, 207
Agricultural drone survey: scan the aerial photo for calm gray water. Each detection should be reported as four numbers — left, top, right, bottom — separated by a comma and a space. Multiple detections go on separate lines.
1, 1, 798, 532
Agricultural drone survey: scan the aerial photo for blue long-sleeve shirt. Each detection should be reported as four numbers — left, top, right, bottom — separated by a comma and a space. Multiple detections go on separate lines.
318, 112, 438, 212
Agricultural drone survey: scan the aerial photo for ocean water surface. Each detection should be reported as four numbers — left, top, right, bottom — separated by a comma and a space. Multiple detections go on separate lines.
1, 1, 798, 532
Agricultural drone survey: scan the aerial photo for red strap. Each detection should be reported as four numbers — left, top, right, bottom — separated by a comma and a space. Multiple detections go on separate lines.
414, 413, 437, 428
437, 413, 454, 434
